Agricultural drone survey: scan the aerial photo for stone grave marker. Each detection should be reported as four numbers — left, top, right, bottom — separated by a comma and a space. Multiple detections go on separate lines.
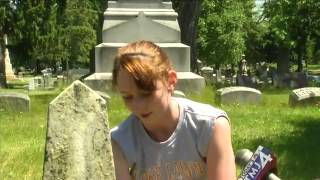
43, 80, 115, 180
68, 68, 90, 82
200, 66, 214, 84
84, 0, 205, 92
173, 90, 186, 98
28, 76, 43, 90
1, 34, 15, 80
216, 86, 262, 105
55, 75, 65, 88
289, 87, 320, 107
0, 92, 30, 112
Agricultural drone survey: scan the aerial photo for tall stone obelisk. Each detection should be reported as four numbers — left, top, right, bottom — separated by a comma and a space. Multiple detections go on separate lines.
84, 0, 205, 92
2, 34, 15, 80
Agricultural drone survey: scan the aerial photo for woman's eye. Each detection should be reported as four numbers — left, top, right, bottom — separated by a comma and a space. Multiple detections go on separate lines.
141, 92, 152, 97
123, 96, 133, 100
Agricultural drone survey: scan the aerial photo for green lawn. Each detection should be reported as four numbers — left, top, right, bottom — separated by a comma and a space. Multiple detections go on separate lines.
308, 64, 320, 75
0, 86, 320, 179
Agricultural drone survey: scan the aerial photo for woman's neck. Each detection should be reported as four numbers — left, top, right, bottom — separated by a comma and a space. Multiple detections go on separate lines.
142, 100, 180, 142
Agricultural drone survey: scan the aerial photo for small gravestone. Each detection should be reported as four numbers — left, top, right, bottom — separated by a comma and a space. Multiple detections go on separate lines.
55, 75, 65, 88
173, 90, 186, 98
216, 69, 223, 83
28, 76, 43, 90
68, 68, 90, 81
43, 80, 115, 180
0, 92, 30, 112
95, 90, 111, 104
216, 86, 262, 105
289, 87, 320, 107
200, 66, 213, 83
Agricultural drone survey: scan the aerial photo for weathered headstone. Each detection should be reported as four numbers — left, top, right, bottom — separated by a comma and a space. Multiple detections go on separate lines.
41, 68, 54, 88
200, 66, 213, 84
55, 75, 65, 88
0, 92, 30, 112
216, 69, 223, 83
289, 87, 320, 107
28, 76, 43, 90
216, 86, 262, 105
43, 80, 115, 180
68, 68, 90, 82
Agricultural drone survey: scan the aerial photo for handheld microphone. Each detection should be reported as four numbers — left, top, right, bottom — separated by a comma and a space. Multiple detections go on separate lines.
235, 146, 281, 180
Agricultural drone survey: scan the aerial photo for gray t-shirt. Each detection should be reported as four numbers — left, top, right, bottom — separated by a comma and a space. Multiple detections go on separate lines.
111, 97, 228, 180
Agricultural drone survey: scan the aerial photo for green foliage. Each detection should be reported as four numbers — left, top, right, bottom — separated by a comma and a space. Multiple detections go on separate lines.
262, 0, 320, 71
2, 0, 105, 71
198, 0, 250, 67
1, 0, 320, 76
60, 0, 98, 64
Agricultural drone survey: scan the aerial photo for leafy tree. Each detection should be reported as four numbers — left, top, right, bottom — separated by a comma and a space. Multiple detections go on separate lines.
263, 0, 320, 72
198, 0, 247, 68
7, 0, 54, 72
57, 0, 100, 74
1, 0, 105, 75
240, 0, 268, 65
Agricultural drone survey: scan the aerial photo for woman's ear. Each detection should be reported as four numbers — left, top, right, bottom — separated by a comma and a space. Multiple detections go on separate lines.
167, 69, 177, 92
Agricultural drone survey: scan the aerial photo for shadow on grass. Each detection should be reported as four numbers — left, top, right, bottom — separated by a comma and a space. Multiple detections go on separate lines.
249, 116, 320, 179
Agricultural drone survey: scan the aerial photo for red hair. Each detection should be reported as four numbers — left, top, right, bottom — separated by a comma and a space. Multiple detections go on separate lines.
112, 41, 173, 92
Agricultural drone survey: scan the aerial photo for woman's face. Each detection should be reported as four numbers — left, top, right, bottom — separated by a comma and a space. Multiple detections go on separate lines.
117, 67, 172, 122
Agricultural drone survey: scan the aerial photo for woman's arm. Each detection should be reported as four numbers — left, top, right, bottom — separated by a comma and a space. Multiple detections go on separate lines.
207, 116, 236, 179
111, 139, 132, 180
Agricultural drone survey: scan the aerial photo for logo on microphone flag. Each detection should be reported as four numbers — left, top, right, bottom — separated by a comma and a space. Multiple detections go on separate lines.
239, 146, 277, 180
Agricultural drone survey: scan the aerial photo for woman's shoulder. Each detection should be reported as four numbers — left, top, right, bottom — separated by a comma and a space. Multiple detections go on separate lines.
174, 97, 228, 119
111, 114, 138, 137
110, 114, 140, 166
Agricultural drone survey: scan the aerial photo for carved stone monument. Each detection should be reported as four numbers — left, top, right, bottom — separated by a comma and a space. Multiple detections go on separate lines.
43, 80, 115, 179
84, 0, 205, 92
1, 34, 15, 80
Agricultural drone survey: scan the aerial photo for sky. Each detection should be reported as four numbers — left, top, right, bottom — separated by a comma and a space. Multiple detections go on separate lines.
254, 0, 265, 14
255, 0, 265, 8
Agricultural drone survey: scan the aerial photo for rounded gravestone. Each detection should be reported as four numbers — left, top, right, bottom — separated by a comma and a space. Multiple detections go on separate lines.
0, 92, 30, 112
216, 86, 262, 105
289, 87, 320, 107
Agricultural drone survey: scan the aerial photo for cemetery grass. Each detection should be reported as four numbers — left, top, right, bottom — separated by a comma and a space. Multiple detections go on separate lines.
0, 87, 320, 179
308, 64, 320, 75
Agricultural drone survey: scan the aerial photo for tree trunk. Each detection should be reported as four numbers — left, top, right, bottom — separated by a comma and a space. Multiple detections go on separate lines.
296, 44, 305, 72
177, 0, 201, 73
66, 59, 69, 83
277, 48, 290, 75
297, 54, 304, 72
275, 47, 290, 87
